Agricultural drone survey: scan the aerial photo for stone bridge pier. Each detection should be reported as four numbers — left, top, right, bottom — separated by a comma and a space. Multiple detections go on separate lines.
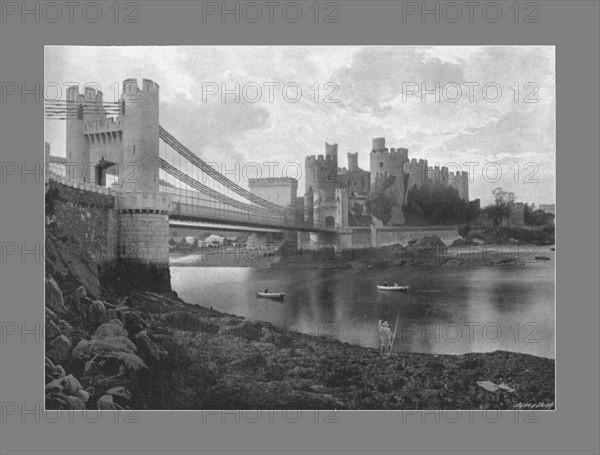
114, 191, 173, 294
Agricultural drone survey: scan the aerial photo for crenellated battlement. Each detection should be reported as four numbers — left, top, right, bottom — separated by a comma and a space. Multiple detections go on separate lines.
370, 147, 409, 161
122, 78, 160, 97
116, 191, 172, 214
325, 142, 338, 158
448, 170, 469, 179
47, 172, 116, 196
84, 118, 123, 134
142, 78, 160, 93
66, 85, 104, 103
306, 154, 337, 163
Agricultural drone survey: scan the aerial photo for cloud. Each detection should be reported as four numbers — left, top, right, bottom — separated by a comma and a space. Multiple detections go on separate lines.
44, 46, 555, 205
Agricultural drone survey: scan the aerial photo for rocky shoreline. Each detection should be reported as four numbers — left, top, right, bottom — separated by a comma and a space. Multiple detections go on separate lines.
272, 235, 554, 270
45, 227, 555, 410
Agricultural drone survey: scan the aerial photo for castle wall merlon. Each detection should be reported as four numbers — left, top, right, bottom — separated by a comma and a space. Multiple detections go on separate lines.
116, 191, 172, 213
123, 78, 139, 93
84, 118, 123, 134
142, 79, 160, 93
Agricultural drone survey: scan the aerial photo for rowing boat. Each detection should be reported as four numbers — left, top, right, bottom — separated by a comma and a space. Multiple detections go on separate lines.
256, 292, 286, 300
377, 284, 409, 291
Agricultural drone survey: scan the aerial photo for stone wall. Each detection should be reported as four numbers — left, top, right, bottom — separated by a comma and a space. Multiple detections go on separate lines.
47, 180, 117, 267
349, 229, 372, 249
47, 179, 172, 295
117, 212, 170, 263
375, 227, 461, 247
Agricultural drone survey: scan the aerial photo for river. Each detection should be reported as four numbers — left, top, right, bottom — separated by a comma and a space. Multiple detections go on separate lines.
170, 247, 555, 358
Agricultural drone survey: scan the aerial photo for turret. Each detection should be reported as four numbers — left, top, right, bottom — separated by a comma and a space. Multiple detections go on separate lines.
325, 142, 338, 161
121, 78, 160, 193
372, 137, 386, 152
347, 152, 359, 172
304, 142, 339, 202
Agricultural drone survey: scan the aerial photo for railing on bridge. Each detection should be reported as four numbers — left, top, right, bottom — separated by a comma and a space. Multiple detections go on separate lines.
161, 185, 333, 232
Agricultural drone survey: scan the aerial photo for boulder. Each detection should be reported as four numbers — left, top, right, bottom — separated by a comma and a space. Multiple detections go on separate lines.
105, 386, 132, 404
46, 392, 86, 410
105, 386, 131, 399
58, 319, 73, 335
72, 336, 137, 361
45, 374, 81, 395
93, 319, 128, 340
47, 334, 72, 363
84, 352, 147, 376
120, 311, 147, 336
87, 300, 107, 328
97, 394, 116, 410
133, 330, 168, 363
45, 277, 67, 314
45, 356, 65, 382
45, 317, 62, 341
71, 286, 87, 312
76, 389, 90, 403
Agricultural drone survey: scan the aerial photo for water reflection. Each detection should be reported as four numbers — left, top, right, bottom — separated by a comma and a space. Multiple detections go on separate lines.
171, 256, 555, 358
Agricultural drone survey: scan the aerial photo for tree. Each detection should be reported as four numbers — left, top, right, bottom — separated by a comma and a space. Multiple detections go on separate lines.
458, 225, 472, 239
405, 183, 470, 225
528, 209, 555, 226
485, 187, 515, 226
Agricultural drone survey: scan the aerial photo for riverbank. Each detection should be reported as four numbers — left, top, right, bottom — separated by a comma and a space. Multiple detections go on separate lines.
45, 227, 555, 410
272, 235, 554, 269
169, 237, 555, 269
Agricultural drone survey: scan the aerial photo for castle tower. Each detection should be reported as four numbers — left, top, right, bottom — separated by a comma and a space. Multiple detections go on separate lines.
121, 78, 160, 193
369, 138, 408, 186
369, 138, 410, 225
325, 142, 338, 161
305, 142, 339, 202
449, 171, 470, 201
372, 137, 386, 152
462, 171, 469, 201
347, 152, 359, 172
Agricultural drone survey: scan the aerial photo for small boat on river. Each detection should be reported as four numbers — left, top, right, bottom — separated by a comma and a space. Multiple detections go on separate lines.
377, 283, 410, 292
256, 291, 286, 300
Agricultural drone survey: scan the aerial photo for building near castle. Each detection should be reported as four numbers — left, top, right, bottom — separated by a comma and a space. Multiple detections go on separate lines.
248, 177, 298, 208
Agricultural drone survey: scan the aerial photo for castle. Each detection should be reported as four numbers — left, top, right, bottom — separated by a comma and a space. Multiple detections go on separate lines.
289, 137, 470, 229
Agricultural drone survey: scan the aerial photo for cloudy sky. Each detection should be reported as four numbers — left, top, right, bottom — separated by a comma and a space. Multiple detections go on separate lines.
45, 46, 555, 206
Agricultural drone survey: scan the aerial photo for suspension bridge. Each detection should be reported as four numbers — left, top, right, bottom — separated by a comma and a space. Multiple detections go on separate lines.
45, 78, 336, 236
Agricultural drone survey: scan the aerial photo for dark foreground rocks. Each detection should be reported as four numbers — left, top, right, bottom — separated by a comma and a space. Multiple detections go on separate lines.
46, 227, 555, 410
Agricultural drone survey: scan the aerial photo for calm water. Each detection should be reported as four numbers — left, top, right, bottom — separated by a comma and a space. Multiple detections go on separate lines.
171, 248, 555, 358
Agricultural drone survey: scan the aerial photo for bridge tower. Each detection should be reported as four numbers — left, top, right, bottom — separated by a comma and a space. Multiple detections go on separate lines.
115, 78, 172, 293
121, 78, 160, 193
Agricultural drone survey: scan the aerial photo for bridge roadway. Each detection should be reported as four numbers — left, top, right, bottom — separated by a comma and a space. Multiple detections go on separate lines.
162, 187, 335, 233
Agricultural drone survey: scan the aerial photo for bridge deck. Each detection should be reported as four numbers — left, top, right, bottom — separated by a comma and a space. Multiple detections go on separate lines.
162, 187, 334, 233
